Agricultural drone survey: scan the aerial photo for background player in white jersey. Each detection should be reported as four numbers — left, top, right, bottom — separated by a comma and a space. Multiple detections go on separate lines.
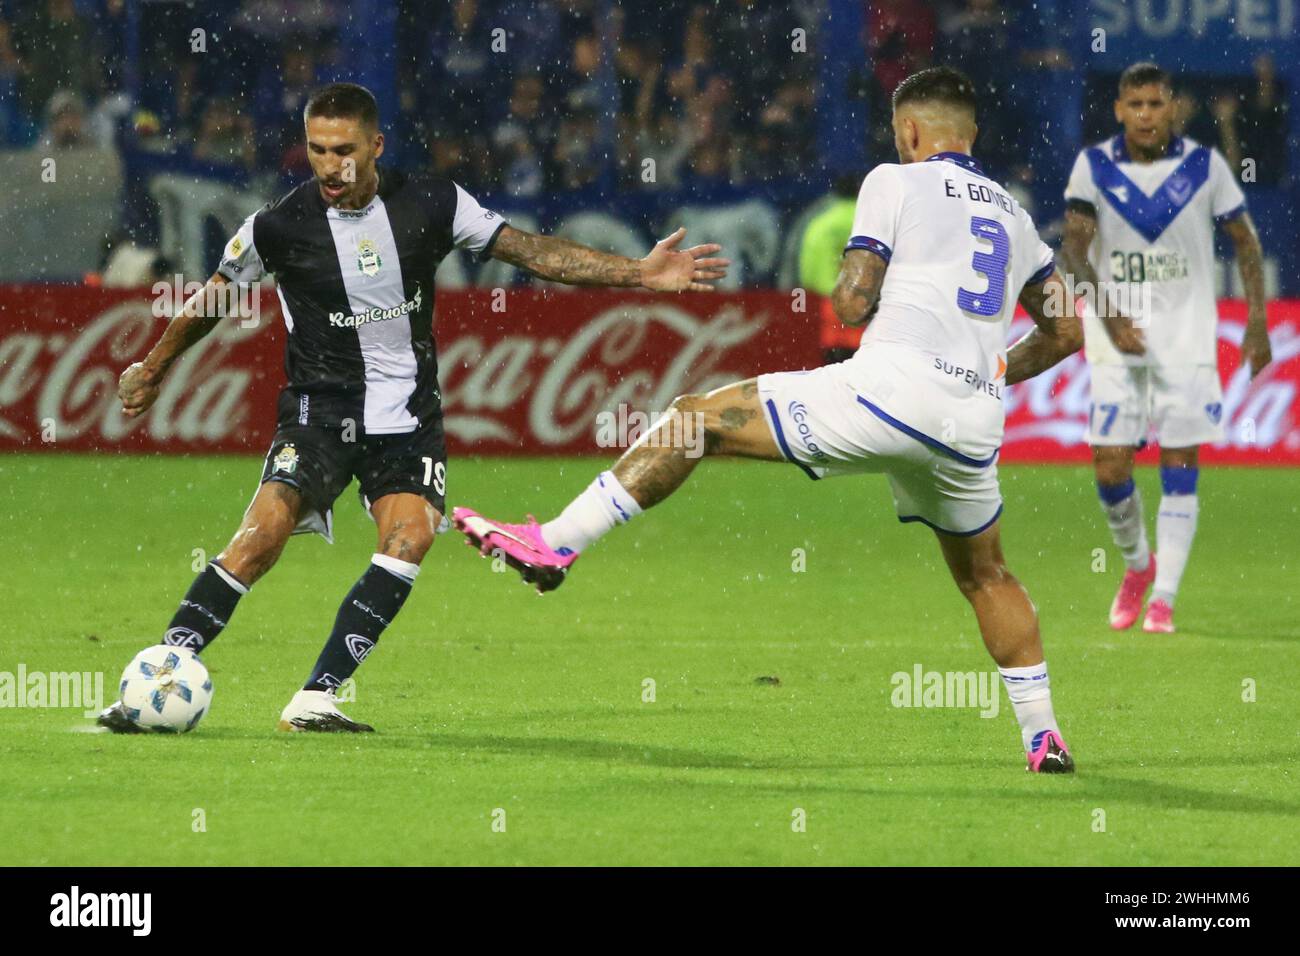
1061, 63, 1273, 634
452, 68, 1085, 774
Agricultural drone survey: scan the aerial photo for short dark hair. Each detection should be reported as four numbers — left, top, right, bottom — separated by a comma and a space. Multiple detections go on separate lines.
1118, 62, 1171, 95
892, 66, 978, 116
304, 82, 379, 128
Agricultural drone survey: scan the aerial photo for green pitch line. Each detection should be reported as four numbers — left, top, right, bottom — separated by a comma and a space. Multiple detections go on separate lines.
0, 454, 1296, 866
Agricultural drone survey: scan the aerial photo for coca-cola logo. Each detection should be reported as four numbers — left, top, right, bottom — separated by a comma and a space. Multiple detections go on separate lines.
2, 289, 1297, 463
0, 299, 272, 445
439, 301, 770, 446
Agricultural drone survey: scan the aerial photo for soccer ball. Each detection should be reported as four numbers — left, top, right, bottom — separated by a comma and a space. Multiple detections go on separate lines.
118, 645, 213, 733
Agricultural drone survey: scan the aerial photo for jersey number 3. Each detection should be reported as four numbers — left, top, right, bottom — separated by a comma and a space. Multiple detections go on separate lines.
957, 217, 1010, 317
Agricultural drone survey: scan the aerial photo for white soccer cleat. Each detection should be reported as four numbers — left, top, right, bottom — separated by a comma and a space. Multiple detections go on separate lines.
277, 689, 374, 733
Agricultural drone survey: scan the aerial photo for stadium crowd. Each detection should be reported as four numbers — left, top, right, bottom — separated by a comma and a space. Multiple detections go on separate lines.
0, 0, 1290, 282
3, 0, 1287, 186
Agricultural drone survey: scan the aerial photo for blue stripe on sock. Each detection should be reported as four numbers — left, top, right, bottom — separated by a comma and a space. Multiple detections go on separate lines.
1097, 478, 1135, 506
599, 472, 632, 522
1160, 466, 1198, 496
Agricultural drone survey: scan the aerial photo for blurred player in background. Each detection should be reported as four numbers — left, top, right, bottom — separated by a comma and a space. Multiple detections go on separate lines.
454, 68, 1085, 774
1060, 62, 1272, 634
103, 82, 727, 734
799, 175, 863, 363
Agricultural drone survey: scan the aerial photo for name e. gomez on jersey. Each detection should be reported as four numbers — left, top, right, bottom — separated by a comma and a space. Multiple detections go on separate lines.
217, 169, 505, 434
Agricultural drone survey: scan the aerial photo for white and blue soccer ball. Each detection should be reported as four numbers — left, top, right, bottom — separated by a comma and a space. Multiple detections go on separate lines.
118, 645, 213, 732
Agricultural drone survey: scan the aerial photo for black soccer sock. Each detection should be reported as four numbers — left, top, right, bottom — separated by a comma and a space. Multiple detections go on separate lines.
163, 562, 248, 652
303, 555, 418, 693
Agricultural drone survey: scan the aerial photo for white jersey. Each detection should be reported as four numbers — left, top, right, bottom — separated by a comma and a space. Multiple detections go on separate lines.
1064, 135, 1245, 368
845, 152, 1055, 462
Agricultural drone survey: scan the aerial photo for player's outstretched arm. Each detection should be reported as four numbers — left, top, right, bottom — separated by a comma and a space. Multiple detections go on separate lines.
118, 271, 229, 418
1005, 270, 1084, 386
488, 224, 729, 291
1221, 213, 1272, 377
830, 249, 887, 327
1060, 204, 1144, 356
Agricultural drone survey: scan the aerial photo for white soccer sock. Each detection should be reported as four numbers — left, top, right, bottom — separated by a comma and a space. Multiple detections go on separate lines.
372, 552, 420, 583
1098, 482, 1150, 571
998, 662, 1059, 751
1153, 494, 1199, 606
541, 470, 643, 554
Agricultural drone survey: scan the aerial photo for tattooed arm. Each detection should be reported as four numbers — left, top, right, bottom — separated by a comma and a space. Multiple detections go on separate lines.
1221, 212, 1272, 377
489, 224, 729, 291
118, 271, 229, 418
1060, 203, 1144, 356
1005, 270, 1084, 385
830, 249, 887, 327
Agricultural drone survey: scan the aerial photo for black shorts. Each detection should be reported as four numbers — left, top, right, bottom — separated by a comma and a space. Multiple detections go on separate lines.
257, 416, 447, 541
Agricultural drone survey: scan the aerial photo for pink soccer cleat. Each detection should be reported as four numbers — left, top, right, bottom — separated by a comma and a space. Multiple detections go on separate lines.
1026, 729, 1075, 774
1142, 598, 1176, 634
1109, 553, 1157, 630
452, 507, 578, 593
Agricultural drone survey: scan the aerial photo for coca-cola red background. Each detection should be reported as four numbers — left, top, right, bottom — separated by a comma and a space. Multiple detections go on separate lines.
1, 285, 1297, 465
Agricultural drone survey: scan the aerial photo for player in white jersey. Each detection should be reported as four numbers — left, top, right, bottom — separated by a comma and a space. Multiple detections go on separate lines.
451, 68, 1085, 774
1061, 63, 1272, 634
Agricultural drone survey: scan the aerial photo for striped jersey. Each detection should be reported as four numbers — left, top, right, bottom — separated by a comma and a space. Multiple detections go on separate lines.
218, 168, 506, 433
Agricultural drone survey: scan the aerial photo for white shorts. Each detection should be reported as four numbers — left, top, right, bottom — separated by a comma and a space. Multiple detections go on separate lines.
756, 363, 1002, 536
1086, 364, 1224, 448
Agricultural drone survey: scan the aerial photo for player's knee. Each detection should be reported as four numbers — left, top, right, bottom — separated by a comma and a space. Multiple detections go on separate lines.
218, 525, 288, 584
666, 392, 717, 456
668, 392, 704, 421
379, 522, 435, 565
952, 558, 1013, 601
1160, 448, 1198, 470
1093, 454, 1133, 486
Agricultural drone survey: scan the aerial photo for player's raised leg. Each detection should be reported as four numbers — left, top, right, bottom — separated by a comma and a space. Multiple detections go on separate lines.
1144, 446, 1199, 633
97, 481, 301, 732
1093, 445, 1157, 630
278, 492, 439, 732
934, 522, 1074, 773
453, 378, 783, 591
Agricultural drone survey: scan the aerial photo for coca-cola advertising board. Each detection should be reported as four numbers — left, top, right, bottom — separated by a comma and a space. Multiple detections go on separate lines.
0, 285, 1296, 465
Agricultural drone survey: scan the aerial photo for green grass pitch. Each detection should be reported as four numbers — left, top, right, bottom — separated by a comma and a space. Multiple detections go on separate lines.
0, 453, 1296, 866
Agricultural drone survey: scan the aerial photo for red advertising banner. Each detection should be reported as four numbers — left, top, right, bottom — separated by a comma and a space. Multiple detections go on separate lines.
1002, 300, 1300, 465
0, 285, 1296, 465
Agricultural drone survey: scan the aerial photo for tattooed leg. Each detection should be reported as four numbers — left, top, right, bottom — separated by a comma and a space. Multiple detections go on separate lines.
508, 379, 788, 557
612, 378, 785, 509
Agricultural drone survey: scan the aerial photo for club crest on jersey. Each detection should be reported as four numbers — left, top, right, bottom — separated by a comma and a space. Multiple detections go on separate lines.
273, 443, 299, 475
1165, 174, 1193, 206
1205, 402, 1223, 424
356, 238, 382, 277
